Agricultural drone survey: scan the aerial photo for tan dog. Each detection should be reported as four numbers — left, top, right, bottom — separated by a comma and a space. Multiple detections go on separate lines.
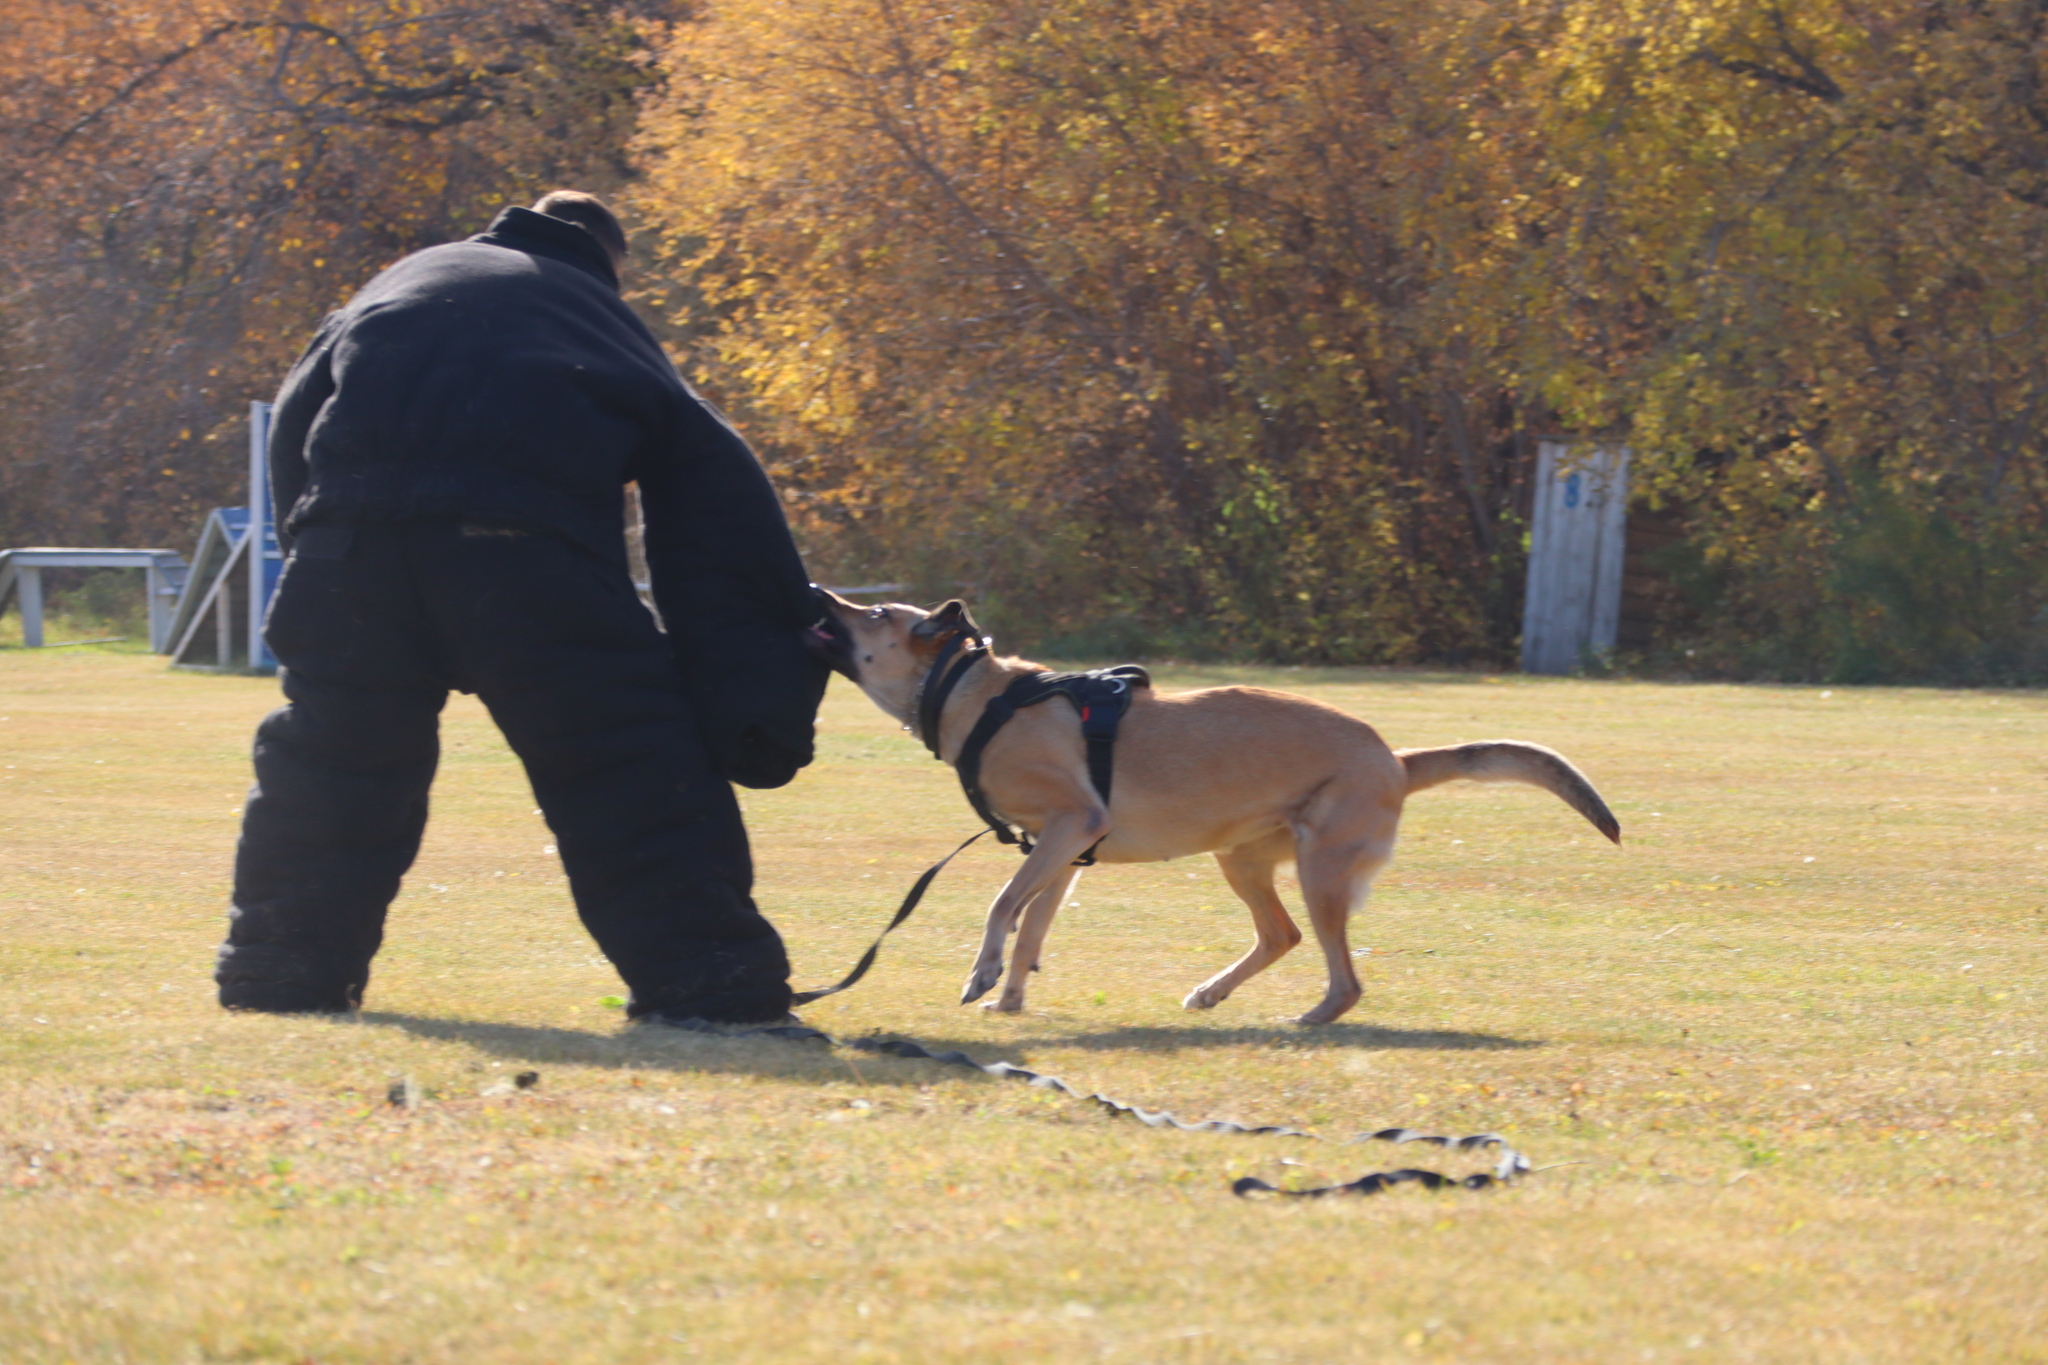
815, 593, 1620, 1024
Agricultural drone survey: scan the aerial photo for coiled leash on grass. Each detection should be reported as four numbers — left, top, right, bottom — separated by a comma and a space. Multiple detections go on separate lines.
744, 833, 1533, 1199
750, 832, 1532, 1198
1232, 1130, 1528, 1198
659, 1018, 1532, 1199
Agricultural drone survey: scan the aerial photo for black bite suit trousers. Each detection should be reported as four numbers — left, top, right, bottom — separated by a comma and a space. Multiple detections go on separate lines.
216, 521, 791, 1021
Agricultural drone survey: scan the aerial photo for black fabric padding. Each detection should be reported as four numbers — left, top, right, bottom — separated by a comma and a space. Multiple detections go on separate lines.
265, 204, 825, 790
217, 523, 793, 1023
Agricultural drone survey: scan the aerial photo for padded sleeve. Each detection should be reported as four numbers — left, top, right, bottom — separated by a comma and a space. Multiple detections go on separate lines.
266, 314, 341, 551
635, 388, 829, 789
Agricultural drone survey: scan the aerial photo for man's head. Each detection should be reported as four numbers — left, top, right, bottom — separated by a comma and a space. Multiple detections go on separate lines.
531, 190, 628, 271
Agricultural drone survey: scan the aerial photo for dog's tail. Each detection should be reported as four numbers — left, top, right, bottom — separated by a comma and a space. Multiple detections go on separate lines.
1396, 741, 1621, 845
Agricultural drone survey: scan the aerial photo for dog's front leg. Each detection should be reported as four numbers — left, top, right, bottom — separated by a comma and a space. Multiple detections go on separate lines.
988, 864, 1082, 1013
961, 810, 1106, 1006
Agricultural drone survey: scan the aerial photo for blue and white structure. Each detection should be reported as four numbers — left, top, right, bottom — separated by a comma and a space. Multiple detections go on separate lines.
164, 401, 283, 671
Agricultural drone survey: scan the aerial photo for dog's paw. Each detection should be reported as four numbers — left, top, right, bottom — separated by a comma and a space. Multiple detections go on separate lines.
1182, 985, 1223, 1010
1294, 994, 1361, 1026
981, 996, 1024, 1013
960, 964, 1002, 1004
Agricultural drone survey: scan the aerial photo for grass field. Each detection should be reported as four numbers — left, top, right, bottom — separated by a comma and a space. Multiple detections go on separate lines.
1, 643, 2042, 1363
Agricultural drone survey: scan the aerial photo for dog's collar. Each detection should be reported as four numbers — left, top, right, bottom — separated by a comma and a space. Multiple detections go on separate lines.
913, 631, 989, 758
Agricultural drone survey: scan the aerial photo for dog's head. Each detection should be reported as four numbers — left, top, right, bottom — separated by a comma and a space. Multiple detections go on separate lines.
810, 589, 985, 724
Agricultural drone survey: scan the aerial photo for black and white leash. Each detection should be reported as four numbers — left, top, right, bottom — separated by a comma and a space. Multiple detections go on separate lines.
659, 1016, 1535, 1199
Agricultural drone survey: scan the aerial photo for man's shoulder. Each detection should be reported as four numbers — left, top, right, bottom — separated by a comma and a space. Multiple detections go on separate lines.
337, 240, 646, 340
352, 239, 540, 299
324, 240, 680, 386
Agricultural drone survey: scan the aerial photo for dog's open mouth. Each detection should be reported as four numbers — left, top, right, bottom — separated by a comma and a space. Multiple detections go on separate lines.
806, 595, 857, 678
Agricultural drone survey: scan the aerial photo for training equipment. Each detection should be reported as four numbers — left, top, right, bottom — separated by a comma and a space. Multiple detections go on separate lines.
0, 547, 187, 649
164, 402, 283, 671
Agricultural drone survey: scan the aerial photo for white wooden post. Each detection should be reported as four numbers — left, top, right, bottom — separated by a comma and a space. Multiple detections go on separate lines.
248, 401, 273, 670
145, 560, 168, 652
18, 565, 43, 648
216, 573, 234, 668
1521, 441, 1630, 675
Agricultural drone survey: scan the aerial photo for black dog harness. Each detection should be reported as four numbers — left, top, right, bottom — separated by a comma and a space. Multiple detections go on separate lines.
913, 631, 1149, 866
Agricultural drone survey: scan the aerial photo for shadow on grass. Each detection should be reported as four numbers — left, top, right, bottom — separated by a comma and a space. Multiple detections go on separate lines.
357, 1012, 1537, 1089
891, 1021, 1542, 1056
358, 1011, 927, 1089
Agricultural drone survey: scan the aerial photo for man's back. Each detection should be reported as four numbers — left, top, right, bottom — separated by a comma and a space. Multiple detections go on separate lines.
276, 207, 687, 564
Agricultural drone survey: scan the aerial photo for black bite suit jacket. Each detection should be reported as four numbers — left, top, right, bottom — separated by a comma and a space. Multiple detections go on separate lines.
265, 207, 825, 789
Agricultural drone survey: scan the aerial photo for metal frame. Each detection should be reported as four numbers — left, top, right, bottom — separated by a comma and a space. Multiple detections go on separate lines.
0, 547, 187, 649
3, 402, 279, 664
164, 402, 281, 672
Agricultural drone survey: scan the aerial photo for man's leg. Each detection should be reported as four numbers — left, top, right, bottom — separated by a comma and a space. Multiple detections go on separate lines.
416, 524, 792, 1023
218, 527, 447, 1012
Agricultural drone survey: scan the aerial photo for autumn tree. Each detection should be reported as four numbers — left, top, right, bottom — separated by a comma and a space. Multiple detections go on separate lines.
9, 0, 2041, 679
636, 0, 1548, 662
0, 0, 667, 552
1521, 0, 2048, 681
638, 0, 2048, 679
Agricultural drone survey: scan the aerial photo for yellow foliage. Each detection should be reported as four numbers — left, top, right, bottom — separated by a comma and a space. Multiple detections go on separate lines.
637, 0, 2048, 676
636, 0, 1543, 661
7, 0, 2044, 677
0, 0, 661, 552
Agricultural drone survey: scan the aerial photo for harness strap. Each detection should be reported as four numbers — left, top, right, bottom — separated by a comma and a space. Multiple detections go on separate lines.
954, 695, 1026, 848
952, 665, 1150, 866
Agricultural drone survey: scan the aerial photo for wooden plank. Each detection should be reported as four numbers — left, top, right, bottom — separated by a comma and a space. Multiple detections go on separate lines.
146, 562, 167, 652
170, 524, 248, 668
163, 511, 241, 657
216, 573, 234, 667
1521, 442, 1629, 674
0, 548, 179, 568
248, 401, 273, 669
19, 565, 44, 648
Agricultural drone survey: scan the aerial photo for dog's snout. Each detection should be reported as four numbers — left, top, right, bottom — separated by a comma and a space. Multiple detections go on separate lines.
806, 587, 858, 677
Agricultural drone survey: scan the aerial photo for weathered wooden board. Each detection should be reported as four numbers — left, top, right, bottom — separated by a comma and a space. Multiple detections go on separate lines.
1520, 441, 1630, 675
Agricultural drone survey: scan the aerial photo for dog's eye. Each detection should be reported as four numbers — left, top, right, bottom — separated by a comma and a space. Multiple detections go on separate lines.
867, 606, 887, 621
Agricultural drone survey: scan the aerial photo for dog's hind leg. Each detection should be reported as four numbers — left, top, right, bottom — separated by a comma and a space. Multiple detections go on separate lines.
987, 864, 1082, 1013
1182, 829, 1301, 1011
962, 807, 1107, 1005
1292, 803, 1399, 1025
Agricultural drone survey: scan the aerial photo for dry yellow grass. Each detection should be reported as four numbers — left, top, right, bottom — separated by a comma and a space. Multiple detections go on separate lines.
1, 644, 2042, 1363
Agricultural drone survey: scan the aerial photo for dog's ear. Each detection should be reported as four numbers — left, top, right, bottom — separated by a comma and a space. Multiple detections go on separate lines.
912, 599, 979, 640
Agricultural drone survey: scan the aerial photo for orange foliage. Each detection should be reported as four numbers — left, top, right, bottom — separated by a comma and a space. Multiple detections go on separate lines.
0, 0, 663, 550
7, 0, 2047, 678
638, 0, 2048, 676
636, 0, 1542, 662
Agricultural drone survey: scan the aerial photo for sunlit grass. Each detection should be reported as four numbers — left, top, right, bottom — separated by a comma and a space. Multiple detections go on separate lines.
1, 651, 2042, 1362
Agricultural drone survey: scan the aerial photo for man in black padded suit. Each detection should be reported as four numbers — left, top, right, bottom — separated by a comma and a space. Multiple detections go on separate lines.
216, 190, 828, 1026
